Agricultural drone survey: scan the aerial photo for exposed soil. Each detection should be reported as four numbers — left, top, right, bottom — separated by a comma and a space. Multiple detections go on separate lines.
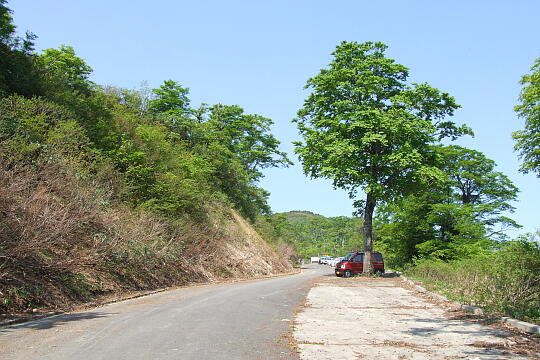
0, 161, 293, 322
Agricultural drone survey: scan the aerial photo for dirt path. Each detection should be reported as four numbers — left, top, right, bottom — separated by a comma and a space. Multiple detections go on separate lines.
293, 274, 540, 359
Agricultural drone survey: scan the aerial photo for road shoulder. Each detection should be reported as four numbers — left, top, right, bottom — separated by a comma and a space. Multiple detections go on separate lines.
292, 274, 540, 359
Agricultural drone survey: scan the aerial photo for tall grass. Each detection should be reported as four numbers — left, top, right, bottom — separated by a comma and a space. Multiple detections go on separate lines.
407, 240, 540, 324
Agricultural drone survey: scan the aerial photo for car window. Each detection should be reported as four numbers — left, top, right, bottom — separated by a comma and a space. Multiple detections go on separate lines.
374, 253, 383, 261
352, 254, 363, 262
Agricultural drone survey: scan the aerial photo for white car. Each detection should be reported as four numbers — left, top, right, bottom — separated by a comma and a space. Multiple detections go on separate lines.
320, 256, 333, 264
329, 257, 345, 267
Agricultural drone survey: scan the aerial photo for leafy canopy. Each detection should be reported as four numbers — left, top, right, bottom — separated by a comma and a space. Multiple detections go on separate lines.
294, 41, 471, 272
294, 41, 471, 206
39, 45, 94, 95
294, 41, 470, 204
513, 57, 540, 176
376, 145, 520, 266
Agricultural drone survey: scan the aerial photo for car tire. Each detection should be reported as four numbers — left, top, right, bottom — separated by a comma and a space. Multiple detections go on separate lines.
344, 270, 352, 278
374, 269, 383, 276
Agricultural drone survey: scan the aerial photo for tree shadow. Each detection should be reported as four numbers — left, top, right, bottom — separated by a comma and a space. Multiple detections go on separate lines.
404, 317, 510, 338
380, 272, 401, 278
0, 311, 113, 333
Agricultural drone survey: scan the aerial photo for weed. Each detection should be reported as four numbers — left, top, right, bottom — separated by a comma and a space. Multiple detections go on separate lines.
406, 241, 540, 324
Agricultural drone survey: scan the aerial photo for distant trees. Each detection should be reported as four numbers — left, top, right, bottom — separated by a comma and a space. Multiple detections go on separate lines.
263, 211, 364, 258
376, 145, 519, 267
513, 57, 540, 176
293, 41, 470, 273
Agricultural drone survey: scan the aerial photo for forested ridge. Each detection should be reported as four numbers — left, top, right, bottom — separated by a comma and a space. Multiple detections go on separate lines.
260, 211, 364, 259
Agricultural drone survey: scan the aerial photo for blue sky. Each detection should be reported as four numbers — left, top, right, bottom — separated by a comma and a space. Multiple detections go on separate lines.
10, 1, 539, 237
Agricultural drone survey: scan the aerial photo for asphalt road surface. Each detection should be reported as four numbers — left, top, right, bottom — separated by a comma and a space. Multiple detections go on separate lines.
0, 264, 333, 360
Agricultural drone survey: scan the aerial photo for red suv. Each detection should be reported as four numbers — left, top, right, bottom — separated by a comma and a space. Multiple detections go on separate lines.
335, 252, 384, 277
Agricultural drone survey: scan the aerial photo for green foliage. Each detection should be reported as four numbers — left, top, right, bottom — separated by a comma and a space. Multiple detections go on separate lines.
294, 41, 468, 202
148, 80, 194, 141
293, 41, 468, 271
437, 145, 520, 234
261, 211, 364, 258
39, 45, 93, 95
0, 95, 82, 161
0, 1, 41, 97
0, 0, 15, 44
513, 57, 540, 176
149, 80, 190, 115
407, 237, 540, 324
376, 145, 519, 267
204, 104, 293, 181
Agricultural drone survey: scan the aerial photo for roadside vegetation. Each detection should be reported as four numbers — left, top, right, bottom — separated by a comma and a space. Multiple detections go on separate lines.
400, 56, 540, 324
406, 237, 540, 325
0, 1, 292, 316
267, 42, 539, 324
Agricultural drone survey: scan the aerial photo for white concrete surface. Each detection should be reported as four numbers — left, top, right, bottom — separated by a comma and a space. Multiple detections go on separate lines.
294, 276, 530, 359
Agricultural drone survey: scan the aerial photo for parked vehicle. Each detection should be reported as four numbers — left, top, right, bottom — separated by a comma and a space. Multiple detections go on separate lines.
329, 257, 344, 267
335, 252, 384, 277
310, 256, 320, 263
319, 256, 333, 264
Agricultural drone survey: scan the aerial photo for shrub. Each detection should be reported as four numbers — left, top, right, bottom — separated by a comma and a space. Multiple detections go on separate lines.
407, 239, 540, 323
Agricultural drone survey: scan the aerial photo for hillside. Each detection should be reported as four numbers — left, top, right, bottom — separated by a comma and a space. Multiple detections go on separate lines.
0, 155, 293, 317
281, 210, 325, 222
0, 2, 293, 318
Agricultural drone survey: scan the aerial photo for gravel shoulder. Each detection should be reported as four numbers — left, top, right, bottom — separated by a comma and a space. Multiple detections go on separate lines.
293, 273, 540, 359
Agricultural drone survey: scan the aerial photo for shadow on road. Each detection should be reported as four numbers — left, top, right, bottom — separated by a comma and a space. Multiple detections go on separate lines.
0, 311, 113, 333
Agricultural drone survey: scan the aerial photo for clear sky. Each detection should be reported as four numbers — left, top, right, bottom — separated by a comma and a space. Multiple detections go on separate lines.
10, 0, 540, 237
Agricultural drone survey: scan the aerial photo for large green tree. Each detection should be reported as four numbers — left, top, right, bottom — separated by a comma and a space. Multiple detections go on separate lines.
148, 80, 193, 141
39, 45, 94, 96
294, 41, 470, 272
513, 57, 540, 176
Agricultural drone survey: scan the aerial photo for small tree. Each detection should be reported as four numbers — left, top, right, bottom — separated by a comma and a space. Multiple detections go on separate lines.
513, 57, 540, 176
294, 41, 470, 273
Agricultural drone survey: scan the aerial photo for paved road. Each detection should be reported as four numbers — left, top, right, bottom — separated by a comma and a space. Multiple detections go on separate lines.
0, 264, 333, 360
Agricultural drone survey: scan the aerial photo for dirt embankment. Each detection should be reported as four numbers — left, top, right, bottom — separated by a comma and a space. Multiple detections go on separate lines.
0, 161, 293, 320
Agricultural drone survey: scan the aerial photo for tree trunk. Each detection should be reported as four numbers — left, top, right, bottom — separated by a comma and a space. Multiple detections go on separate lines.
363, 192, 375, 273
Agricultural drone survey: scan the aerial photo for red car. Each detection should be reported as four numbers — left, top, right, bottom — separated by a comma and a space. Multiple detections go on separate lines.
334, 251, 385, 277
